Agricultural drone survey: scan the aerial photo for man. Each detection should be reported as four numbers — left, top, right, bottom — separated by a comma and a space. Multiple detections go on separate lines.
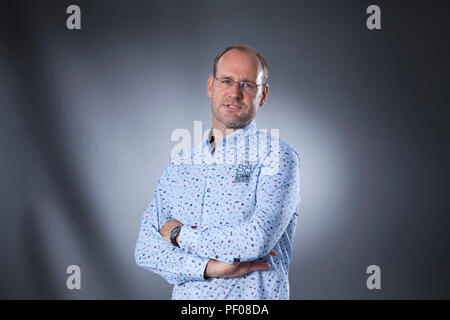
135, 45, 300, 299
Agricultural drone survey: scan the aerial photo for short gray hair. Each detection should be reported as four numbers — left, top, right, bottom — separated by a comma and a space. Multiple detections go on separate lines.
213, 44, 269, 84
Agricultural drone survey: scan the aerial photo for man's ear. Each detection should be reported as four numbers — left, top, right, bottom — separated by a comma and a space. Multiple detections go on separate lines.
207, 75, 214, 98
258, 83, 269, 107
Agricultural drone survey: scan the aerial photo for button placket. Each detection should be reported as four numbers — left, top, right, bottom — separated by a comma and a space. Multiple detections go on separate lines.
202, 159, 214, 221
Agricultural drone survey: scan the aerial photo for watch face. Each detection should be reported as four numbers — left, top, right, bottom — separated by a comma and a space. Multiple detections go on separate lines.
170, 226, 181, 247
170, 226, 180, 239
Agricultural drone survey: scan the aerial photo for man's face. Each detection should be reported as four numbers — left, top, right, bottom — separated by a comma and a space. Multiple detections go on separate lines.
207, 49, 268, 131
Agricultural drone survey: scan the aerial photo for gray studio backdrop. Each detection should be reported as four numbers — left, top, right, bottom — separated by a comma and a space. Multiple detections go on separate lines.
1, 0, 449, 299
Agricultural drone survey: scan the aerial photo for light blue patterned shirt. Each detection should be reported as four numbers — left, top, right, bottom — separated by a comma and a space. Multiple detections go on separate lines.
135, 121, 300, 299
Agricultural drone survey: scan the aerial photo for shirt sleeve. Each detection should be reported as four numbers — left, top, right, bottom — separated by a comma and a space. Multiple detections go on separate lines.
135, 160, 210, 285
178, 146, 301, 264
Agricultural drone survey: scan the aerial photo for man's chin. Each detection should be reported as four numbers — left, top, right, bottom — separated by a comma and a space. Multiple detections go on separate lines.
214, 110, 251, 129
220, 118, 249, 129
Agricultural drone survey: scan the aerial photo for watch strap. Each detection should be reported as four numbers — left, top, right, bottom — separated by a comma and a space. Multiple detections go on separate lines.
170, 225, 182, 247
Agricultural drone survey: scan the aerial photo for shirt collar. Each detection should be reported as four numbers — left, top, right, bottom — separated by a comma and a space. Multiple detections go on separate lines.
206, 120, 258, 152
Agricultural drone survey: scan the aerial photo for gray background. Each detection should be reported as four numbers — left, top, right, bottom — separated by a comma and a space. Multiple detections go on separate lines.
1, 0, 449, 299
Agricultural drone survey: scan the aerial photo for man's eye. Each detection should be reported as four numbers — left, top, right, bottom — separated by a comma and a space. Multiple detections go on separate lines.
221, 79, 232, 84
244, 82, 256, 89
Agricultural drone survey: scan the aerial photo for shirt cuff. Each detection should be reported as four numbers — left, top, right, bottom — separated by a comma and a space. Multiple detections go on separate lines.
178, 226, 200, 252
182, 255, 210, 281
179, 226, 239, 264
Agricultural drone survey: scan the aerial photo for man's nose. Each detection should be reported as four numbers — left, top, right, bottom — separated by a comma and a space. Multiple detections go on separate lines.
228, 82, 244, 98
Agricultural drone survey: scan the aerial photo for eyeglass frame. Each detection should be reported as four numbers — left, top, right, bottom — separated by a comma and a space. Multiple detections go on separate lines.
213, 77, 266, 94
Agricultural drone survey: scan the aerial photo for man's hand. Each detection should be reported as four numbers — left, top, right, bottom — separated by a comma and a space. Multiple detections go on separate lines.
204, 250, 277, 279
160, 219, 183, 244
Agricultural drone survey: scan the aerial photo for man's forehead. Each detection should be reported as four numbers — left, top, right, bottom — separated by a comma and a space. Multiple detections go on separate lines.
216, 49, 262, 79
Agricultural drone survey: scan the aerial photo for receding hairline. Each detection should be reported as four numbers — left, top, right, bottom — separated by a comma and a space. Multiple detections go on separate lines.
213, 45, 269, 84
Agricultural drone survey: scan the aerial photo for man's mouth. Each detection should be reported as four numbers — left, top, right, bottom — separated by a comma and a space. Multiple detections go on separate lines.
224, 104, 242, 110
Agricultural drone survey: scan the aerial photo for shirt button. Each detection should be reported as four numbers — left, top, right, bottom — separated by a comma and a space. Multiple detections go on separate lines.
206, 188, 211, 192
212, 162, 216, 166
188, 247, 192, 251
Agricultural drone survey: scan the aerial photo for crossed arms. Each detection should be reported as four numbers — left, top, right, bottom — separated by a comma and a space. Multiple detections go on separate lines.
135, 148, 300, 285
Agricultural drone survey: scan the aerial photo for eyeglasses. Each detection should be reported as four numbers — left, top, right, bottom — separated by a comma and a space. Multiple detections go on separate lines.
214, 77, 264, 94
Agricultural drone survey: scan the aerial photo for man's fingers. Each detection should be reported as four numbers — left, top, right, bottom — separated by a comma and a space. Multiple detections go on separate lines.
269, 250, 277, 256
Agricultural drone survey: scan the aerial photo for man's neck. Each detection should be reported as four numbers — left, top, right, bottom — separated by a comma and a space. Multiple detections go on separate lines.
211, 119, 250, 144
214, 127, 237, 141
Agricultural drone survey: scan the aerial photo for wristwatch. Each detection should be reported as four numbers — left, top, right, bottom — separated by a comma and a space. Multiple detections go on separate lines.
169, 225, 182, 247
